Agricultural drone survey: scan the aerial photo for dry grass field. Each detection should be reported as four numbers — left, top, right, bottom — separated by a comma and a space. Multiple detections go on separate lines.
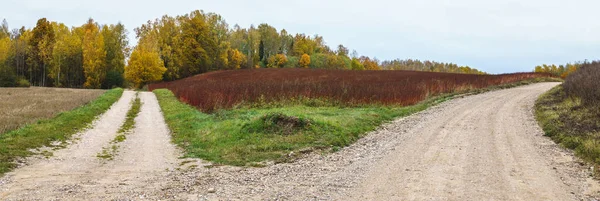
0, 87, 105, 134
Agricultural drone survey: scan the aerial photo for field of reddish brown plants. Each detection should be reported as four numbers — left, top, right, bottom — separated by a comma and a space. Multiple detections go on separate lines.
149, 69, 552, 112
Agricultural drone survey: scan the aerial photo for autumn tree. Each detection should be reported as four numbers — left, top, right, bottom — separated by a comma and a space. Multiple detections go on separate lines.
28, 18, 55, 86
101, 23, 129, 88
175, 10, 218, 77
0, 21, 14, 86
227, 48, 246, 69
0, 19, 9, 39
82, 19, 106, 88
326, 54, 348, 69
229, 24, 250, 68
135, 15, 180, 81
279, 29, 293, 55
125, 35, 166, 88
299, 54, 310, 68
351, 58, 365, 70
48, 22, 70, 87
563, 64, 578, 78
292, 34, 315, 56
206, 13, 230, 71
267, 54, 287, 68
360, 56, 380, 70
337, 44, 349, 57
11, 27, 31, 83
247, 25, 260, 68
257, 23, 280, 60
64, 26, 86, 87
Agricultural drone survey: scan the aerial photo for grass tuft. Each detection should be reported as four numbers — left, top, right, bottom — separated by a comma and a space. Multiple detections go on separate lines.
242, 113, 313, 136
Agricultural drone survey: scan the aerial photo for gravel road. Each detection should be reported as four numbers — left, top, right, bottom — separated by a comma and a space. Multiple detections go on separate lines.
1, 83, 599, 200
0, 91, 180, 200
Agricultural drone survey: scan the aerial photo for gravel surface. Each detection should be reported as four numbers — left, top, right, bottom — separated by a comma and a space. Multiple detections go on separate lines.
1, 83, 599, 200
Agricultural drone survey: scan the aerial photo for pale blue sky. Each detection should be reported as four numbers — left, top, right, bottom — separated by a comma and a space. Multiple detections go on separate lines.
2, 0, 599, 73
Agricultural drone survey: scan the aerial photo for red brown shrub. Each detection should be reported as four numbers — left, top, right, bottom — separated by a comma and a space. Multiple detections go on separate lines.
149, 69, 551, 112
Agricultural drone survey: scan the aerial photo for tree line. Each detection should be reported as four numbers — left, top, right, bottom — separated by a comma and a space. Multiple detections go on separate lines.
0, 18, 128, 88
380, 59, 485, 74
0, 10, 487, 88
534, 63, 580, 79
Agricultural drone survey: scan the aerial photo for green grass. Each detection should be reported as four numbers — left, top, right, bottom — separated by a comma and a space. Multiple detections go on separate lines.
536, 85, 600, 166
98, 93, 142, 160
0, 88, 124, 174
155, 89, 449, 166
155, 77, 559, 166
115, 93, 142, 140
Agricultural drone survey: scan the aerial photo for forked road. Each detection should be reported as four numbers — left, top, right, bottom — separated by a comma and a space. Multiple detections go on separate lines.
170, 82, 598, 200
0, 83, 598, 200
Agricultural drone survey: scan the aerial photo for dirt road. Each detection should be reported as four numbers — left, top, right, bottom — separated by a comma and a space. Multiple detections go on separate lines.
0, 91, 180, 200
349, 82, 586, 200
1, 83, 598, 200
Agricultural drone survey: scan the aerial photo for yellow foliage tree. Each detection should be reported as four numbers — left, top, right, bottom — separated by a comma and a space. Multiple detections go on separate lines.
561, 64, 578, 79
299, 54, 310, 68
0, 37, 10, 63
125, 46, 167, 89
227, 48, 246, 69
267, 54, 288, 68
351, 58, 365, 70
82, 19, 106, 88
360, 56, 380, 70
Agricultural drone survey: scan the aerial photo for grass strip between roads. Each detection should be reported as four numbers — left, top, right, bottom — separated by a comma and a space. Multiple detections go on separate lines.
0, 88, 124, 175
156, 78, 560, 167
98, 92, 142, 160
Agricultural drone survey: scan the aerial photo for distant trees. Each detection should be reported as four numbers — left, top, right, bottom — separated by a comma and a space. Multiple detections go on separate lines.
380, 59, 485, 74
0, 18, 129, 88
0, 10, 489, 88
534, 63, 580, 79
